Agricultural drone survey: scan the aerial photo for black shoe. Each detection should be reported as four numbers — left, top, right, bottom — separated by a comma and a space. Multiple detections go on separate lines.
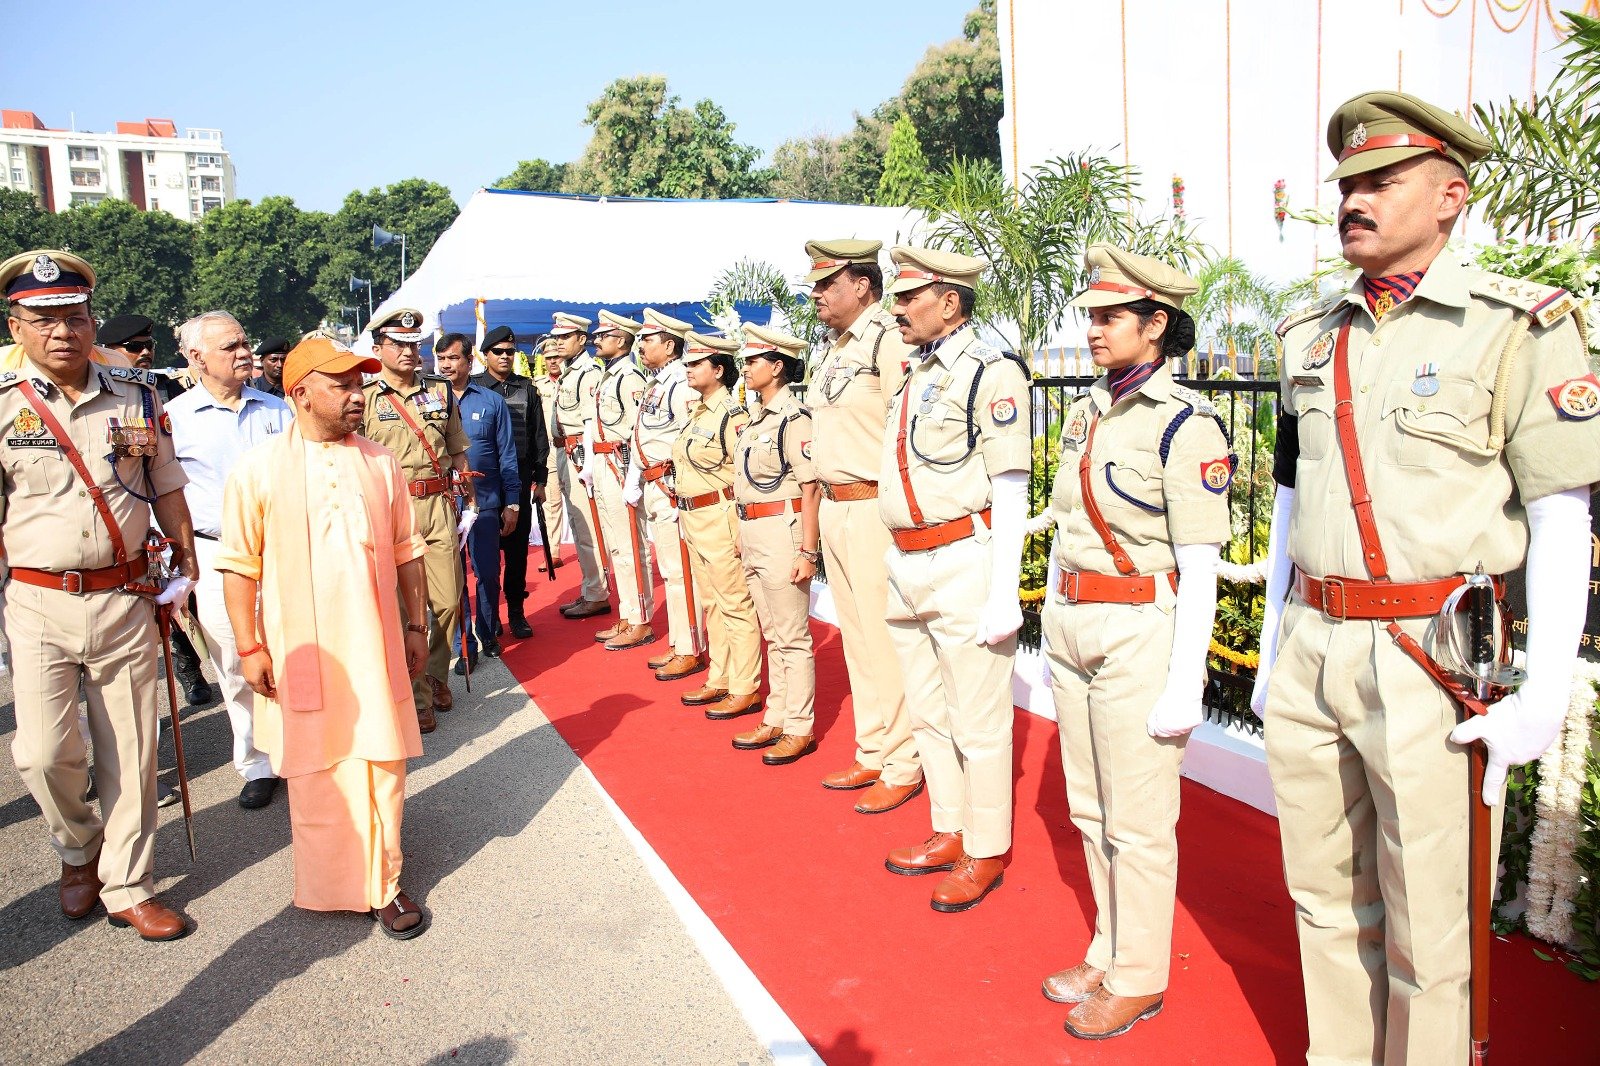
156, 780, 180, 808
238, 777, 279, 809
183, 679, 216, 709
509, 618, 533, 639
453, 655, 474, 677
483, 639, 502, 658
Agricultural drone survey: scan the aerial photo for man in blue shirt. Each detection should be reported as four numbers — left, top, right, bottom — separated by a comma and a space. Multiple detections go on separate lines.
166, 311, 294, 809
435, 335, 522, 667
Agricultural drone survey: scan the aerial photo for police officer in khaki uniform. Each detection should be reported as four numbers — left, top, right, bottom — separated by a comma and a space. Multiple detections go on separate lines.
624, 308, 705, 681
878, 247, 1030, 913
730, 323, 822, 765
359, 307, 470, 734
1252, 91, 1600, 1064
1, 249, 198, 940
534, 341, 567, 566
549, 313, 610, 617
804, 238, 923, 814
671, 332, 762, 720
586, 310, 654, 650
1036, 246, 1232, 1040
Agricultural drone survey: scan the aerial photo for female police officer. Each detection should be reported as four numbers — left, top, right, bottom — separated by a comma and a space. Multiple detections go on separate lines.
1035, 245, 1231, 1041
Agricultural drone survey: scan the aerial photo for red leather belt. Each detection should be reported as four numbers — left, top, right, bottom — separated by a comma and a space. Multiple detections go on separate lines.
10, 555, 148, 595
592, 440, 621, 453
737, 498, 802, 521
677, 486, 734, 511
890, 508, 991, 553
1293, 572, 1498, 621
559, 434, 583, 449
821, 480, 878, 502
1057, 568, 1177, 604
641, 460, 672, 483
409, 476, 448, 498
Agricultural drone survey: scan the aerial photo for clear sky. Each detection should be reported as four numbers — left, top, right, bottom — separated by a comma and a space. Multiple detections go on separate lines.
8, 0, 978, 212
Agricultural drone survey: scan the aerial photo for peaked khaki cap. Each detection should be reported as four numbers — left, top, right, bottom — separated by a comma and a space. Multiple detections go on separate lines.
887, 246, 988, 295
638, 307, 692, 340
682, 331, 738, 362
1070, 245, 1197, 311
593, 309, 642, 336
548, 312, 593, 336
0, 249, 96, 306
803, 238, 883, 284
1324, 90, 1489, 182
740, 322, 807, 360
369, 306, 426, 341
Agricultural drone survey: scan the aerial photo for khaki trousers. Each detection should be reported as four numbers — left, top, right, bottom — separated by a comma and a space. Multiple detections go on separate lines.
644, 480, 697, 655
680, 499, 761, 696
741, 511, 815, 734
542, 443, 568, 550
286, 757, 405, 912
1044, 597, 1186, 997
558, 448, 608, 602
7, 583, 160, 911
594, 454, 650, 625
403, 494, 461, 713
883, 533, 1016, 858
1266, 602, 1498, 1066
820, 496, 918, 785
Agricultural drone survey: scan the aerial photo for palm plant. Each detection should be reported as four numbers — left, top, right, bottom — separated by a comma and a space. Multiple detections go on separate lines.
1186, 256, 1292, 368
704, 257, 825, 347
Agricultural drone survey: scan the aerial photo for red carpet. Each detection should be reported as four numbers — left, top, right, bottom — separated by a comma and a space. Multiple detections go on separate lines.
495, 551, 1599, 1064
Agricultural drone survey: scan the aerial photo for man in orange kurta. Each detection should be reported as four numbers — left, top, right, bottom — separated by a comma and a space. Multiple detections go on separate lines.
215, 335, 433, 939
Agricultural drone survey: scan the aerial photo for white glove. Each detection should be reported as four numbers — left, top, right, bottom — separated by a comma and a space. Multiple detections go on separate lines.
1025, 510, 1055, 537
155, 574, 195, 607
1040, 531, 1059, 686
976, 470, 1028, 646
1449, 487, 1590, 805
622, 458, 643, 508
1250, 485, 1296, 718
456, 507, 479, 551
578, 426, 597, 489
1147, 542, 1222, 738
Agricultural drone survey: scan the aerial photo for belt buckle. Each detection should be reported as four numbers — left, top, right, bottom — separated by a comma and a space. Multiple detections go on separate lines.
1062, 572, 1081, 604
61, 570, 85, 595
1320, 577, 1347, 620
821, 483, 835, 501
736, 504, 749, 520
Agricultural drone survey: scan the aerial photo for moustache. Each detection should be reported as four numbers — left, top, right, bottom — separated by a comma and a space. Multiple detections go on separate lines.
894, 316, 911, 328
1339, 212, 1377, 234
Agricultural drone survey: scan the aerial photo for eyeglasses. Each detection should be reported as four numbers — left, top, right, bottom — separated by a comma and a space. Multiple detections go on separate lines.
487, 347, 517, 357
377, 336, 419, 350
118, 339, 156, 355
14, 313, 94, 336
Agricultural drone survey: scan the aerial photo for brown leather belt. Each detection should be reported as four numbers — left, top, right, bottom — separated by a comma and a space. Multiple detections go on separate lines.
821, 480, 878, 502
737, 498, 802, 521
1293, 572, 1496, 621
559, 434, 583, 449
641, 460, 672, 483
1057, 568, 1178, 604
592, 440, 621, 453
677, 486, 734, 511
10, 555, 148, 595
409, 476, 448, 498
890, 508, 991, 553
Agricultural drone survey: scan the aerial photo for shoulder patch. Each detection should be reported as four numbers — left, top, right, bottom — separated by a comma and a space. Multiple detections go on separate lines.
1548, 374, 1600, 421
1275, 297, 1341, 340
105, 365, 155, 386
1472, 272, 1578, 329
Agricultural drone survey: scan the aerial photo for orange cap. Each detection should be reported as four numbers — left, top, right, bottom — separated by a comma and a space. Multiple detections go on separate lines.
282, 335, 380, 394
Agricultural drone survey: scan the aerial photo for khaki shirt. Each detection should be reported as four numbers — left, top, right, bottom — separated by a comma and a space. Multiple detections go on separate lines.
553, 354, 602, 441
633, 361, 692, 466
1051, 362, 1233, 583
671, 385, 748, 497
733, 385, 816, 506
0, 361, 186, 569
595, 357, 647, 445
358, 374, 468, 482
877, 327, 1032, 530
534, 375, 560, 447
1279, 253, 1600, 583
810, 305, 912, 485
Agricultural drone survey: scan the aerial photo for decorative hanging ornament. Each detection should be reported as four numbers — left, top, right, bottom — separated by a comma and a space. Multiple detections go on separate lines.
1274, 179, 1288, 241
1171, 173, 1186, 219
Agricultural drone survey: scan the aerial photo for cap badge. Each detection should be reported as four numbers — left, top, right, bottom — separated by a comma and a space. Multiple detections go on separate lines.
31, 255, 60, 284
1348, 122, 1369, 149
1087, 266, 1103, 286
399, 311, 417, 329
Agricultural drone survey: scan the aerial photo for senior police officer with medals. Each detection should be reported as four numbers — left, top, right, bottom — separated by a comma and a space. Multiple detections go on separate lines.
0, 249, 200, 940
804, 238, 924, 814
358, 307, 471, 734
1251, 90, 1600, 1065
623, 309, 706, 681
729, 323, 822, 765
586, 310, 655, 651
671, 331, 763, 719
878, 246, 1030, 912
1032, 246, 1231, 1039
549, 313, 611, 619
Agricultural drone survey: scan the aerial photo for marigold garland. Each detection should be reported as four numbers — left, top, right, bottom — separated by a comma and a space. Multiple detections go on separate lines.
1208, 640, 1259, 670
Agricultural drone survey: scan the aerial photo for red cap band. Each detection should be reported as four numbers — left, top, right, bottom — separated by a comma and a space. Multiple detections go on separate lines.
1338, 133, 1449, 162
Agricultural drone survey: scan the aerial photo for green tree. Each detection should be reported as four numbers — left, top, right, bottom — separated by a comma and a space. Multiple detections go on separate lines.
190, 196, 331, 341
52, 199, 194, 356
767, 134, 855, 202
495, 158, 569, 193
897, 0, 1003, 170
877, 114, 929, 205
315, 178, 460, 315
0, 188, 59, 262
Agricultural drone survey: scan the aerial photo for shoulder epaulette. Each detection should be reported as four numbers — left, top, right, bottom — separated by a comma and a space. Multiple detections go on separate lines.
1275, 297, 1341, 340
970, 340, 1003, 365
0, 371, 19, 389
1171, 382, 1217, 417
1472, 272, 1580, 330
105, 365, 156, 387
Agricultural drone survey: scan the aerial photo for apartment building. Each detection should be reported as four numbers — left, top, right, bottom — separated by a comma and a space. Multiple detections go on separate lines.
1, 110, 237, 223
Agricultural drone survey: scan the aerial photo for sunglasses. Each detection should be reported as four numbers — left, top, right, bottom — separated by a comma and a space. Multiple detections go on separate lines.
487, 347, 518, 357
119, 339, 156, 355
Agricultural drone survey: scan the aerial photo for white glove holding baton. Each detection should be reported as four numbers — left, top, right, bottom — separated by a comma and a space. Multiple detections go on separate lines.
456, 508, 479, 551
577, 427, 597, 490
622, 458, 643, 508
1147, 542, 1222, 738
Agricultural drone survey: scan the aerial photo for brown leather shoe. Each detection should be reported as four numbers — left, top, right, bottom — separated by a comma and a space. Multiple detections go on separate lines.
371, 889, 428, 940
429, 675, 453, 712
558, 594, 587, 614
647, 651, 675, 670
417, 702, 437, 734
604, 623, 656, 650
107, 898, 189, 941
655, 654, 706, 682
885, 831, 964, 876
821, 761, 881, 791
60, 856, 103, 919
732, 724, 783, 750
1042, 961, 1106, 1004
593, 620, 625, 643
1064, 988, 1164, 1040
930, 854, 1005, 912
562, 597, 612, 619
762, 734, 816, 765
679, 684, 728, 706
705, 693, 763, 721
854, 778, 924, 815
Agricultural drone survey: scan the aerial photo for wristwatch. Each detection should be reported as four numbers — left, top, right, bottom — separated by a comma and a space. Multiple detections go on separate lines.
405, 623, 427, 635
798, 548, 821, 563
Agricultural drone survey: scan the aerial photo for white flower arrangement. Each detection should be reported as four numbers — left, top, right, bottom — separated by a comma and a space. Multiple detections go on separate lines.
1523, 663, 1599, 946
